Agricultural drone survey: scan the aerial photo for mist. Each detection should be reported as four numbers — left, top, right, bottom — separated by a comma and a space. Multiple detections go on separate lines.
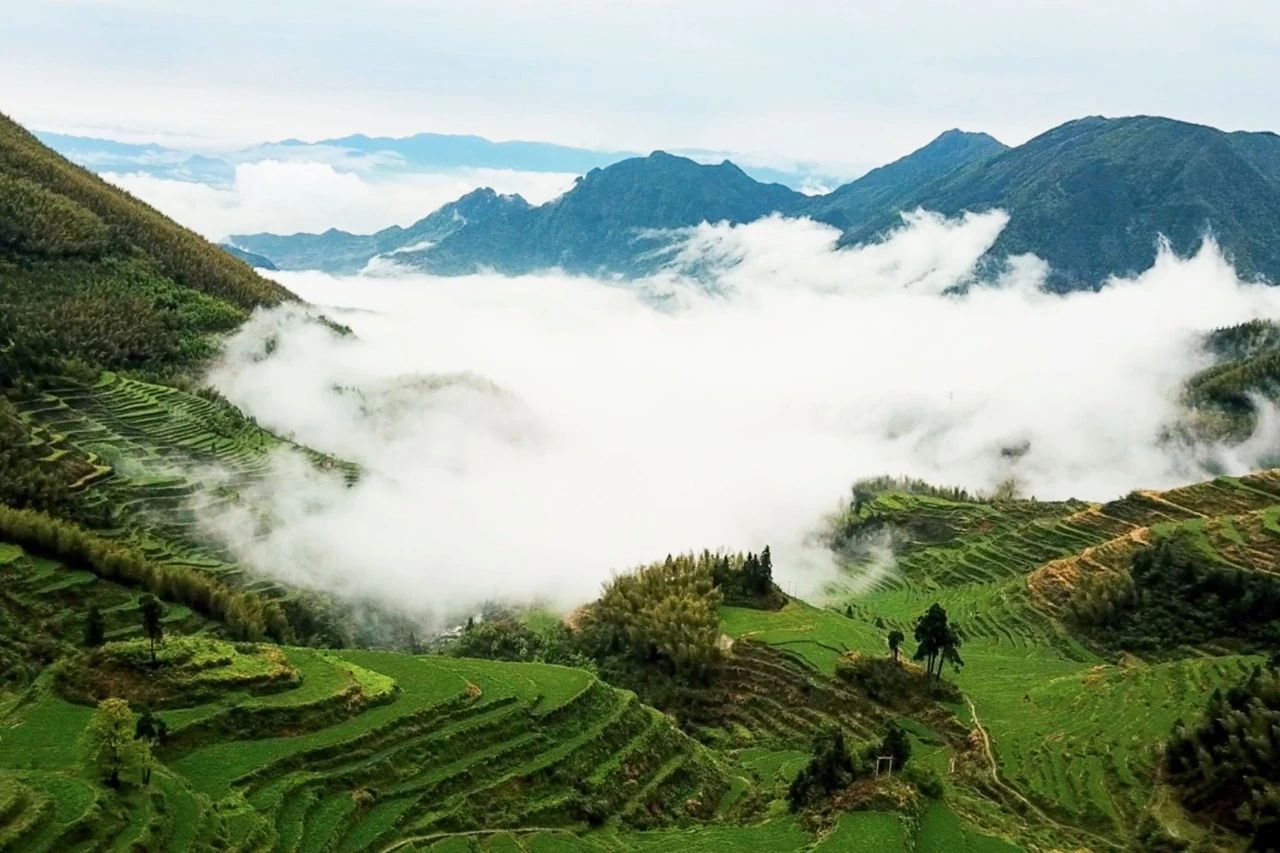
201, 212, 1280, 619
104, 160, 577, 240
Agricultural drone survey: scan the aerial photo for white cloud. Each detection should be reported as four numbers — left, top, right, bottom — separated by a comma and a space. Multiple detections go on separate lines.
103, 160, 576, 240
201, 213, 1280, 621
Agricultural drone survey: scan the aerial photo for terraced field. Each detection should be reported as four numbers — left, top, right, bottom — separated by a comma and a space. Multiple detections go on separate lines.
0, 644, 727, 852
712, 472, 1280, 848
0, 540, 207, 685
7, 372, 363, 640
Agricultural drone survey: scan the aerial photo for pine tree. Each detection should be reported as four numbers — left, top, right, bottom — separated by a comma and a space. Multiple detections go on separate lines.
83, 604, 105, 647
139, 595, 164, 664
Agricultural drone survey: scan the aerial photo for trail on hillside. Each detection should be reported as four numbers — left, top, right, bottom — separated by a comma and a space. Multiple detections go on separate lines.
964, 696, 1121, 851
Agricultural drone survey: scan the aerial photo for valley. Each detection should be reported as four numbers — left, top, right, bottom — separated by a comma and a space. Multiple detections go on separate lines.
6, 56, 1280, 851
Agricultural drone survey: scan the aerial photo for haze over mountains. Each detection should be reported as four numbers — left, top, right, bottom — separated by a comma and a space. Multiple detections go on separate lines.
221, 115, 1280, 291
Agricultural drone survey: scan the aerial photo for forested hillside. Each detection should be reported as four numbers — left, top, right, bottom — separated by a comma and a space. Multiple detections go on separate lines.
0, 111, 291, 389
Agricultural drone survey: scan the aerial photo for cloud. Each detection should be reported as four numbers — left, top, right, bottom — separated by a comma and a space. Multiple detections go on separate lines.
201, 212, 1280, 621
103, 160, 576, 240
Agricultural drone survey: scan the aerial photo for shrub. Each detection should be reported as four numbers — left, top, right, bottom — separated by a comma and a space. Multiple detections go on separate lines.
80, 698, 150, 787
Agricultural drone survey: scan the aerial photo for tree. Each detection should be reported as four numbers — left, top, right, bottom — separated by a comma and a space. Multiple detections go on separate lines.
788, 726, 858, 811
887, 629, 904, 664
80, 698, 150, 787
134, 708, 168, 746
755, 546, 773, 594
913, 604, 963, 682
877, 721, 912, 772
83, 604, 105, 647
844, 604, 854, 618
139, 595, 164, 664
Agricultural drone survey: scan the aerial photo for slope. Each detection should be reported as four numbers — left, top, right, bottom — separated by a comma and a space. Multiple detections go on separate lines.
0, 110, 292, 387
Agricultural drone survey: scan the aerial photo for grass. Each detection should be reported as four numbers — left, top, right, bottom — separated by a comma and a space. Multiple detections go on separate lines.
813, 811, 910, 852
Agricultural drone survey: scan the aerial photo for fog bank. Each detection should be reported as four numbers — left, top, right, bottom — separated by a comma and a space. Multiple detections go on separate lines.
203, 212, 1280, 617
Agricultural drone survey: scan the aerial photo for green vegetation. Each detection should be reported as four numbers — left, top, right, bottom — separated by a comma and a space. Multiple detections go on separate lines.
576, 553, 723, 695
1166, 663, 1280, 848
79, 698, 150, 787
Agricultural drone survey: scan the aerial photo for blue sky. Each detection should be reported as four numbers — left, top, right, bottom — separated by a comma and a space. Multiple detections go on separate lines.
7, 0, 1279, 173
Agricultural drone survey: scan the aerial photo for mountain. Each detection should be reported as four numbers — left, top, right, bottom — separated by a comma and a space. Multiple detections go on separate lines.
398, 151, 806, 276
0, 111, 291, 385
803, 129, 1006, 231
230, 187, 532, 274
838, 116, 1280, 288
229, 133, 989, 277
40, 130, 848, 191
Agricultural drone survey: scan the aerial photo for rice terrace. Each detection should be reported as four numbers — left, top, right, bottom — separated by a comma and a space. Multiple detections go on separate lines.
8, 3, 1280, 851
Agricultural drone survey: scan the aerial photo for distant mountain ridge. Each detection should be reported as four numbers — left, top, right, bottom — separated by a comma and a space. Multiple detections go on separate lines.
66, 115, 1280, 289
230, 188, 531, 274
232, 128, 1010, 278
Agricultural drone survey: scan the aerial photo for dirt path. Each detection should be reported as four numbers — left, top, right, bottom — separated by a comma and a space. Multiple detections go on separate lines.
964, 696, 1121, 852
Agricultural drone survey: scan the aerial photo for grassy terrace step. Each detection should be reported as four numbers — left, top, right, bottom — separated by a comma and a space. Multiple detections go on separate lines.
12, 372, 358, 625
155, 652, 725, 846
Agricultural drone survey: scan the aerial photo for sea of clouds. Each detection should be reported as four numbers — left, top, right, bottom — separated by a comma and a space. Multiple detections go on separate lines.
199, 211, 1280, 619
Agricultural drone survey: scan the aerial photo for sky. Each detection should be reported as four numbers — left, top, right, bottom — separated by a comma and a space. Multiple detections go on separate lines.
6, 0, 1280, 176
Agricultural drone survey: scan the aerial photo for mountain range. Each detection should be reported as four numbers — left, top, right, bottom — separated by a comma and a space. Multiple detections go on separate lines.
230, 116, 1280, 290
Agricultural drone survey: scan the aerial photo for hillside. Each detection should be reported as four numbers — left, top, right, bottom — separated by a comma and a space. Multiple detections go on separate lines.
0, 111, 292, 388
839, 115, 1280, 288
0, 114, 368, 649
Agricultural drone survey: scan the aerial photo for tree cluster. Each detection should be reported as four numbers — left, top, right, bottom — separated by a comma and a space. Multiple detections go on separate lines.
1067, 534, 1280, 653
80, 698, 151, 788
787, 722, 913, 811
913, 603, 963, 681
448, 615, 594, 671
577, 553, 723, 685
710, 546, 786, 609
1166, 664, 1280, 848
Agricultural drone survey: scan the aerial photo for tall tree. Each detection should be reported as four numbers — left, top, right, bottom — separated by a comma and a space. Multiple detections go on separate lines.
83, 604, 105, 647
80, 698, 150, 787
887, 629, 904, 664
913, 603, 963, 681
757, 546, 773, 593
139, 595, 164, 664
